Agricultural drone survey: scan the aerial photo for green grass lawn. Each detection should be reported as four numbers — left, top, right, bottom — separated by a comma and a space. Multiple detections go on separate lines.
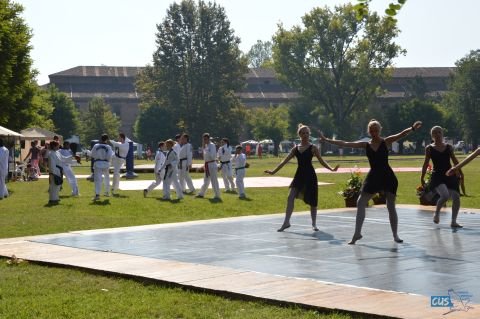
1, 155, 479, 318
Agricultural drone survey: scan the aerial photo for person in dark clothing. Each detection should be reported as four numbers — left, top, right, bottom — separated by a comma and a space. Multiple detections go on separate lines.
421, 126, 462, 227
320, 119, 422, 244
265, 124, 339, 232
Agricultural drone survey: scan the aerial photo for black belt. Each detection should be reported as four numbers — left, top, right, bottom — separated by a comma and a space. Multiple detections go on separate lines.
235, 166, 245, 172
179, 158, 187, 169
220, 160, 230, 169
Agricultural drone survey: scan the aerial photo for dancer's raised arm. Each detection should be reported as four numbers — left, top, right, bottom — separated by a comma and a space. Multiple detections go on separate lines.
385, 121, 422, 145
265, 147, 295, 175
312, 145, 339, 171
447, 147, 480, 176
319, 132, 367, 149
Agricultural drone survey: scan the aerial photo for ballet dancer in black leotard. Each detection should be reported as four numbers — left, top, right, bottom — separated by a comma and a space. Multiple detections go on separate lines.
321, 119, 422, 244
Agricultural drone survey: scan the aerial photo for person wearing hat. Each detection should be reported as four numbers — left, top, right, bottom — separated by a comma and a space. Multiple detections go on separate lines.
196, 133, 221, 199
160, 139, 183, 200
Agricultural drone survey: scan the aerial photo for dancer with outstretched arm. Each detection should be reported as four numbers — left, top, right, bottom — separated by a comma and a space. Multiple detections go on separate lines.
320, 119, 422, 244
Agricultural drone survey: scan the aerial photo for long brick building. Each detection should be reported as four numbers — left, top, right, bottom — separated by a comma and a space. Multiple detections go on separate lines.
48, 66, 454, 137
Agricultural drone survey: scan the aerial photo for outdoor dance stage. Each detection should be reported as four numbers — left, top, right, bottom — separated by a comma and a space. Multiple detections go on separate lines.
1, 205, 479, 318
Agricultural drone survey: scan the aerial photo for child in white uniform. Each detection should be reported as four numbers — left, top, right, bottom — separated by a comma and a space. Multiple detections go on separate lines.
144, 141, 166, 197
196, 133, 221, 199
91, 134, 114, 201
217, 138, 235, 192
160, 139, 183, 200
233, 145, 247, 198
178, 133, 195, 194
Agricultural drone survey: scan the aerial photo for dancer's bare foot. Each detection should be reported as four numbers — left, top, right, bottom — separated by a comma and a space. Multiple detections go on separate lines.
312, 226, 319, 231
277, 224, 291, 232
451, 222, 463, 228
433, 214, 440, 224
394, 236, 403, 243
348, 234, 362, 245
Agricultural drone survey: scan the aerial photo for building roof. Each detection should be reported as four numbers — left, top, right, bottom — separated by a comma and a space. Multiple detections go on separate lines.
49, 66, 456, 79
50, 66, 144, 78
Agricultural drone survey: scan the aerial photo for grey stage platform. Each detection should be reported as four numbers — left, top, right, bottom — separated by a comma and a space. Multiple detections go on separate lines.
2, 206, 479, 318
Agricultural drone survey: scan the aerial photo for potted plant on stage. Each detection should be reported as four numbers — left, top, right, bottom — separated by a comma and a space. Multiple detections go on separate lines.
372, 191, 386, 205
416, 164, 438, 206
339, 167, 362, 207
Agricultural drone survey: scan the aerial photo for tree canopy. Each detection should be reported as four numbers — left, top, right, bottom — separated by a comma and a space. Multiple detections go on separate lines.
0, 0, 45, 131
246, 40, 273, 68
47, 85, 80, 139
272, 4, 404, 139
135, 0, 248, 143
445, 50, 480, 148
79, 97, 120, 144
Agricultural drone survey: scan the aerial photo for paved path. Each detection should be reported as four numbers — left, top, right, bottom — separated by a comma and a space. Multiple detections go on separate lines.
119, 176, 332, 191
1, 205, 479, 318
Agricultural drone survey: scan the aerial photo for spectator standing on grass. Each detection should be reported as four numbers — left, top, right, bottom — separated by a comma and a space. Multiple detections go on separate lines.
0, 138, 9, 199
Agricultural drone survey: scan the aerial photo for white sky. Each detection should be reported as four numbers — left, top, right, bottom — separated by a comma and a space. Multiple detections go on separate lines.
15, 0, 480, 85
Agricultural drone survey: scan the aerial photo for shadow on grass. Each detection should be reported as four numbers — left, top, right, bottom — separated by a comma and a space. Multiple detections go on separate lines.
239, 197, 253, 201
44, 201, 60, 207
112, 193, 129, 198
90, 199, 111, 206
208, 198, 223, 204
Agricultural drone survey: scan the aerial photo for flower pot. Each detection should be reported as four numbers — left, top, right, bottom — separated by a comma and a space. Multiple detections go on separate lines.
372, 193, 386, 205
345, 195, 359, 207
419, 191, 437, 206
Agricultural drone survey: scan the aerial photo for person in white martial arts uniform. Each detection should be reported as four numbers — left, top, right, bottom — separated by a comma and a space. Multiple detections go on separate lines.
196, 133, 221, 199
109, 133, 129, 194
47, 141, 79, 204
217, 137, 235, 192
59, 141, 80, 196
144, 141, 166, 197
160, 139, 183, 200
173, 134, 182, 156
91, 134, 114, 201
233, 145, 247, 199
178, 133, 195, 194
0, 138, 9, 199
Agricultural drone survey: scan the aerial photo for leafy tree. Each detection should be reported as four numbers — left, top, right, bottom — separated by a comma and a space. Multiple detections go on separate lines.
248, 105, 289, 156
0, 0, 49, 131
246, 40, 273, 68
444, 50, 480, 147
272, 4, 404, 139
354, 0, 407, 21
79, 97, 120, 144
385, 98, 445, 153
47, 85, 80, 138
134, 104, 178, 147
136, 0, 248, 142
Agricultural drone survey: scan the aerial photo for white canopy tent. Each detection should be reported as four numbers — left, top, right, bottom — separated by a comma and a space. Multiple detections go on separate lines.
0, 125, 25, 180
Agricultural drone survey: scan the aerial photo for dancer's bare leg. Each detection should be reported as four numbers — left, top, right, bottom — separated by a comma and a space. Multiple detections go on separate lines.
348, 192, 372, 244
385, 191, 403, 243
278, 188, 298, 232
310, 206, 319, 231
434, 184, 449, 224
450, 190, 462, 228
